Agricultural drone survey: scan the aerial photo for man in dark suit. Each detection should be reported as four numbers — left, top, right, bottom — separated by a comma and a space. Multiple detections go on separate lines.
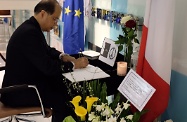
0, 0, 89, 122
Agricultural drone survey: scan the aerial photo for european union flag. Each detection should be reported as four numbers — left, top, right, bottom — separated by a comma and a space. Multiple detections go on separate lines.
63, 0, 84, 54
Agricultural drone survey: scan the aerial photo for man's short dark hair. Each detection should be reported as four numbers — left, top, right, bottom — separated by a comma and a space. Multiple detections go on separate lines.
34, 0, 61, 15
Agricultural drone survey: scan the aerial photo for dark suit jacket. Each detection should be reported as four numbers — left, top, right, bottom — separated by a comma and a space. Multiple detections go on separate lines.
0, 17, 73, 107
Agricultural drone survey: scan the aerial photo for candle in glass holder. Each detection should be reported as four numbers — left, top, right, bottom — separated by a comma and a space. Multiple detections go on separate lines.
117, 62, 127, 76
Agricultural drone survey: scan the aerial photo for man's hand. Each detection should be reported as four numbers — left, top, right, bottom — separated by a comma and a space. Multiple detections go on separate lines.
72, 57, 89, 69
61, 55, 76, 62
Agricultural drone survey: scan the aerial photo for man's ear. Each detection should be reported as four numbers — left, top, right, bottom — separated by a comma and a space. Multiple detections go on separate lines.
40, 10, 46, 18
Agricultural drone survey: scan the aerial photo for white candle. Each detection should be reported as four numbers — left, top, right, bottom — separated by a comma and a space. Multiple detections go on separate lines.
117, 62, 127, 76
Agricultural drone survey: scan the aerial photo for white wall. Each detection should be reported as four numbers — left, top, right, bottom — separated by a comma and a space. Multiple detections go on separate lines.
0, 0, 40, 10
85, 0, 146, 48
127, 0, 146, 17
85, 17, 111, 48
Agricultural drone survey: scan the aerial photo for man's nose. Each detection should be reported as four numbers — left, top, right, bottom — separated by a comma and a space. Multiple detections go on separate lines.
54, 21, 58, 26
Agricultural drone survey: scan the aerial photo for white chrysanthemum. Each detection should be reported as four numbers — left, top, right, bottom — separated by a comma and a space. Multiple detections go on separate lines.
126, 115, 133, 120
165, 119, 173, 122
123, 102, 130, 110
120, 117, 126, 122
120, 15, 132, 24
88, 112, 96, 121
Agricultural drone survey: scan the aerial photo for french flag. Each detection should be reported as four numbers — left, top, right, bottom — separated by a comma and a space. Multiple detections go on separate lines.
135, 0, 174, 121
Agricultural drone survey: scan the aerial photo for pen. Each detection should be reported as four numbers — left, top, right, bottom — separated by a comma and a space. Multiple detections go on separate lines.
79, 48, 84, 57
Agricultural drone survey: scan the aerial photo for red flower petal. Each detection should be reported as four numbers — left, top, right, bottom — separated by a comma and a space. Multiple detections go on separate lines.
125, 20, 136, 28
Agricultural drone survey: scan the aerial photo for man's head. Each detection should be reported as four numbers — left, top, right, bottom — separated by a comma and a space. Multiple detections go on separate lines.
34, 0, 62, 32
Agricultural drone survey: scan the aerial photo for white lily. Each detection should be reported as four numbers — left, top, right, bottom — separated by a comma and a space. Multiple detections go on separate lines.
126, 115, 133, 120
88, 112, 96, 121
120, 117, 126, 122
107, 116, 117, 122
95, 103, 105, 112
92, 116, 100, 122
115, 103, 122, 114
102, 106, 114, 117
123, 101, 130, 110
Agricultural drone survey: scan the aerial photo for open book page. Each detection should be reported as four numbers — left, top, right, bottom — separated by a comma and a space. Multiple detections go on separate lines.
62, 64, 110, 82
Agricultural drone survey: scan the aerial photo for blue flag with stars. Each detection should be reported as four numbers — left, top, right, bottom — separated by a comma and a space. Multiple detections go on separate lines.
63, 0, 84, 54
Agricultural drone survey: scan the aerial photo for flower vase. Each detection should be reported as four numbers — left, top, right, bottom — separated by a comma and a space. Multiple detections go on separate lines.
124, 55, 132, 74
127, 62, 131, 73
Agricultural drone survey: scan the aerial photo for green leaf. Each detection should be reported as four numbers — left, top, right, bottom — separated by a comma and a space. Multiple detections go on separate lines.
89, 81, 94, 96
82, 81, 86, 102
134, 38, 139, 44
110, 92, 120, 109
132, 110, 148, 122
118, 45, 123, 52
126, 27, 131, 32
132, 112, 142, 122
118, 35, 125, 40
117, 35, 126, 45
133, 34, 137, 38
118, 107, 131, 121
115, 40, 120, 44
127, 29, 134, 38
89, 80, 101, 98
96, 80, 101, 97
124, 45, 133, 66
63, 116, 76, 122
100, 82, 107, 103
128, 45, 133, 55
93, 80, 97, 96
127, 39, 132, 46
124, 37, 128, 45
122, 27, 128, 33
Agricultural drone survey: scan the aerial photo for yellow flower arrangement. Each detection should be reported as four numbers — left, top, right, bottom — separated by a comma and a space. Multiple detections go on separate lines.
70, 95, 99, 121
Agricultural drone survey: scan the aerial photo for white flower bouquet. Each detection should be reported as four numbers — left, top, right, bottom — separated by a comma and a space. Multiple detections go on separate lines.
63, 80, 147, 122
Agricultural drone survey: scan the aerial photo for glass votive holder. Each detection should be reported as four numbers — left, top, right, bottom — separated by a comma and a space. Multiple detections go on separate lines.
117, 61, 127, 76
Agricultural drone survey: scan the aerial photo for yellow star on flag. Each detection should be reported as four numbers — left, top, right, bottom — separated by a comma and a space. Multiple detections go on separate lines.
65, 6, 71, 15
75, 9, 82, 18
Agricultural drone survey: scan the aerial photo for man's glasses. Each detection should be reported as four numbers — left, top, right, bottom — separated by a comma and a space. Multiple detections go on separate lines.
52, 17, 59, 23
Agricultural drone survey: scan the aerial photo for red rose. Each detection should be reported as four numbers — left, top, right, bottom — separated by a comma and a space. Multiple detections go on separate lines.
125, 20, 136, 28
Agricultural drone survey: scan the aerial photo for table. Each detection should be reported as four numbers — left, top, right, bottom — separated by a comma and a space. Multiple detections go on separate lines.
72, 53, 125, 96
